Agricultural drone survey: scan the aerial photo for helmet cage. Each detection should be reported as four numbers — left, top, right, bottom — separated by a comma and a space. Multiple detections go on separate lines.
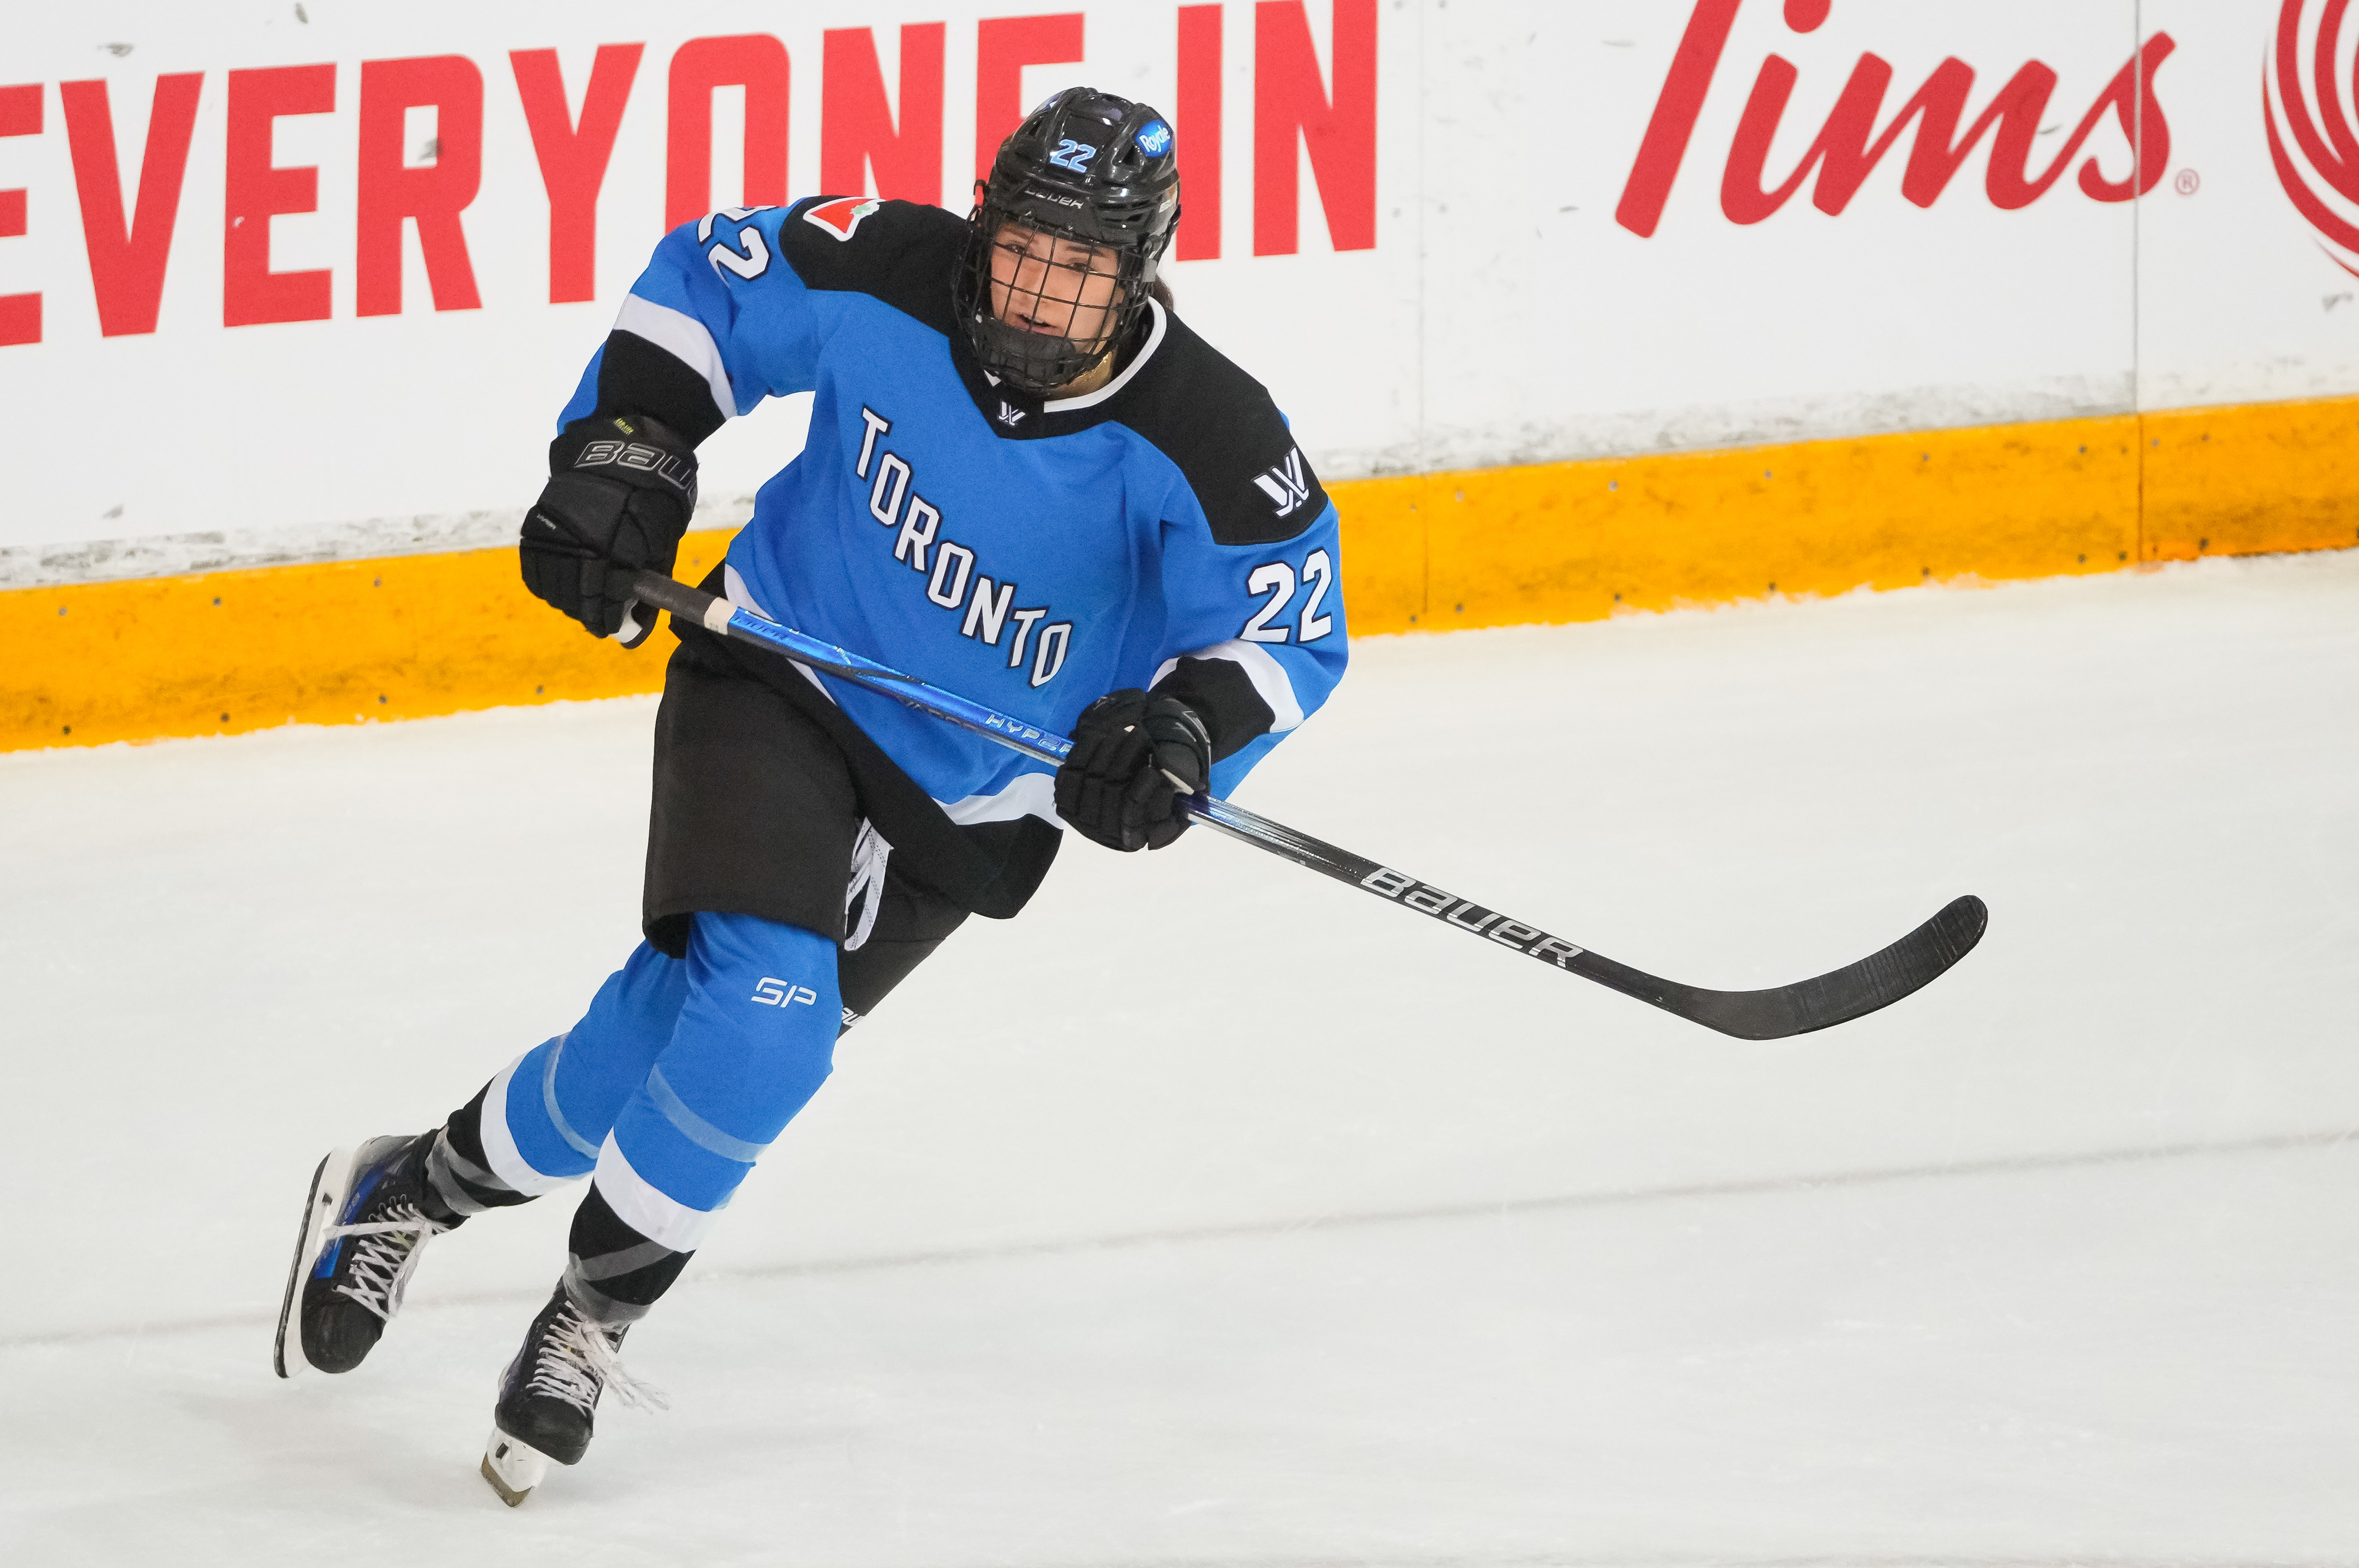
954, 198, 1168, 395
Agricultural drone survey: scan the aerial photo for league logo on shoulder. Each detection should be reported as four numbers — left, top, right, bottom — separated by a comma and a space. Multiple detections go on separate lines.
1253, 448, 1312, 518
803, 196, 883, 242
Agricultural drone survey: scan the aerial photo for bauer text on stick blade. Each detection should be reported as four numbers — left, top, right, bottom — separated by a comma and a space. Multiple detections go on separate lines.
628, 571, 1987, 1040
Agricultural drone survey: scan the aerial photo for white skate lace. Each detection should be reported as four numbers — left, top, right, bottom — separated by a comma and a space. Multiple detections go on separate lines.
327, 1204, 448, 1323
525, 1303, 669, 1415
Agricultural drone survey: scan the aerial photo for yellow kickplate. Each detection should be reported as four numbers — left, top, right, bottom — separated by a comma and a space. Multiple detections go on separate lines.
2141, 394, 2359, 562
1331, 412, 2146, 635
0, 529, 737, 751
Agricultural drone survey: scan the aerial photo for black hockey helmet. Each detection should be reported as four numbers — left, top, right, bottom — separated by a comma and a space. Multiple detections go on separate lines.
954, 86, 1181, 395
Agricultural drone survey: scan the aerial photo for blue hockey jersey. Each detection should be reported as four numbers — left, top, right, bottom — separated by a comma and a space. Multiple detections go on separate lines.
561, 195, 1348, 831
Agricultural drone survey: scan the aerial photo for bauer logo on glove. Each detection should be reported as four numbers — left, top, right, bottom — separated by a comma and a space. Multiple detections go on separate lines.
572, 440, 695, 494
520, 412, 699, 647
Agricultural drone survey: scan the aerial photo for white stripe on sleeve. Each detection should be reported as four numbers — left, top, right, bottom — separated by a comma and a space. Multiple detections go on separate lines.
1153, 639, 1306, 733
612, 294, 740, 420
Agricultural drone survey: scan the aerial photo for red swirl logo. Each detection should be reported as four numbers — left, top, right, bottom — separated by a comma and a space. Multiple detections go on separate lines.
2267, 0, 2359, 275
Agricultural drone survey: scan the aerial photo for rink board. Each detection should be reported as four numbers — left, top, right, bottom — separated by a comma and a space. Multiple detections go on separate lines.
9, 0, 2359, 546
5, 389, 2357, 750
7, 0, 2359, 748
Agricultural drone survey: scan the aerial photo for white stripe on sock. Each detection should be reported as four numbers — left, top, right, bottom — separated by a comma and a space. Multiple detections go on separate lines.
478, 1050, 584, 1196
593, 1136, 725, 1253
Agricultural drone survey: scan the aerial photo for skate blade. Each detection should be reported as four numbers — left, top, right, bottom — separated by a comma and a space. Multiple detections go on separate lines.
481, 1431, 551, 1507
272, 1145, 359, 1379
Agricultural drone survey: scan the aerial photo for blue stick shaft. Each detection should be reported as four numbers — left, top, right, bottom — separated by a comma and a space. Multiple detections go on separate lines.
633, 570, 1077, 768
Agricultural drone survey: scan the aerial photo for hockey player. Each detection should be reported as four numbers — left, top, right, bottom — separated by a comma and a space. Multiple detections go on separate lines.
274, 88, 1348, 1504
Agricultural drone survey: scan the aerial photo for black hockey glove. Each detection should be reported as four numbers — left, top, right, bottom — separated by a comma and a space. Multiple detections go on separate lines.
1054, 689, 1211, 852
520, 412, 698, 645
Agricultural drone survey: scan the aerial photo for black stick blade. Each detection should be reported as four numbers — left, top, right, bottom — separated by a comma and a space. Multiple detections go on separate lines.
1589, 895, 1989, 1041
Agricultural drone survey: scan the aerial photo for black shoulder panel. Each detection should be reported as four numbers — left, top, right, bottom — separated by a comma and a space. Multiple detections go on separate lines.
1109, 312, 1330, 547
774, 196, 963, 337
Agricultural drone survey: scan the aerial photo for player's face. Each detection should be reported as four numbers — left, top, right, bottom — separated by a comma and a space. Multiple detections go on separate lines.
988, 223, 1125, 350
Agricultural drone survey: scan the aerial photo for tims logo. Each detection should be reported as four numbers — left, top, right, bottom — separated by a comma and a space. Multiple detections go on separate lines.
1617, 0, 2174, 235
2266, 0, 2359, 275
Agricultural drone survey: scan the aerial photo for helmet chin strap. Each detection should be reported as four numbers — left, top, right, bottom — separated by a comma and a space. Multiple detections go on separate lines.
1050, 348, 1119, 398
981, 297, 1144, 399
965, 308, 1109, 396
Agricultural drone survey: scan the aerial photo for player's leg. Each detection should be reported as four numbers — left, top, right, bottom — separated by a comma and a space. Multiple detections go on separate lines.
440, 941, 694, 1215
836, 857, 974, 1030
477, 622, 980, 1500
275, 942, 689, 1378
482, 908, 845, 1500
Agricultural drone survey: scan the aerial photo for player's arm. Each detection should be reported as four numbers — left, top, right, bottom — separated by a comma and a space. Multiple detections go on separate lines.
1148, 492, 1348, 765
521, 203, 829, 642
1057, 459, 1349, 853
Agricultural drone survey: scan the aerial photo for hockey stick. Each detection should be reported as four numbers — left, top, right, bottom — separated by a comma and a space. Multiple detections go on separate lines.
629, 570, 1986, 1039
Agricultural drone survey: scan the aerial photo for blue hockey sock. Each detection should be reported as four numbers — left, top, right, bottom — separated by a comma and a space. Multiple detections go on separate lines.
590, 911, 843, 1255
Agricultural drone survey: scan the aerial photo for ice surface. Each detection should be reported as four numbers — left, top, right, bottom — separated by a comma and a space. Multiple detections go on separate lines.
4, 554, 2357, 1564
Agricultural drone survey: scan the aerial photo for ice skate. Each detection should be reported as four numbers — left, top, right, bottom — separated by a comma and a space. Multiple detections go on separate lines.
273, 1133, 454, 1378
480, 1283, 665, 1505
